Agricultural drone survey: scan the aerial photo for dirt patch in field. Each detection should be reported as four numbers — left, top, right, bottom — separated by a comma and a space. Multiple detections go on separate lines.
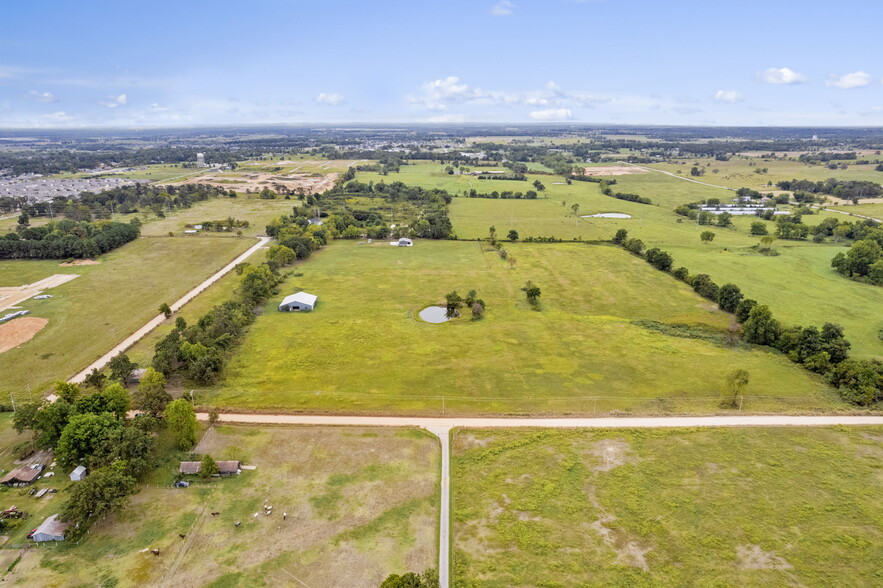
736, 545, 792, 570
590, 438, 635, 472
0, 317, 48, 352
583, 166, 649, 176
60, 259, 100, 266
455, 433, 495, 450
165, 171, 338, 195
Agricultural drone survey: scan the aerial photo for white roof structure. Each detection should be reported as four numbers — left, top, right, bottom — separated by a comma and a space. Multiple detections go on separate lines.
281, 292, 317, 307
32, 514, 69, 542
69, 465, 86, 481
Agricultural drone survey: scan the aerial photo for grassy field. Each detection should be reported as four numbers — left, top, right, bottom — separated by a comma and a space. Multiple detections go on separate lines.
364, 163, 883, 359
0, 236, 255, 398
828, 201, 883, 220
204, 240, 837, 414
452, 426, 883, 587
50, 164, 204, 182
133, 196, 295, 239
2, 424, 439, 587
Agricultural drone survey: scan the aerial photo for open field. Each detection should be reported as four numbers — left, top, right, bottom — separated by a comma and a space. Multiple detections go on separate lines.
134, 197, 296, 239
368, 163, 882, 359
452, 426, 883, 586
0, 237, 254, 398
50, 164, 206, 182
2, 424, 439, 587
828, 201, 883, 221
205, 240, 837, 414
634, 157, 883, 192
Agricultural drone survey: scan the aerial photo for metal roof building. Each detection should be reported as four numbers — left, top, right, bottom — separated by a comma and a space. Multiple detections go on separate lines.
32, 514, 69, 542
278, 292, 318, 312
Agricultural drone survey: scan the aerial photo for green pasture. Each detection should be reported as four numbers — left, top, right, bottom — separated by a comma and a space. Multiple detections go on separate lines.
206, 240, 836, 414
828, 201, 883, 221
0, 236, 255, 398
452, 426, 883, 587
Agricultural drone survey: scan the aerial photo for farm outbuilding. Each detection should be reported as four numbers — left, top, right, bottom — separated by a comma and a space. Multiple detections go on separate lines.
178, 460, 241, 476
69, 465, 87, 481
1, 466, 40, 486
32, 514, 69, 542
278, 292, 318, 312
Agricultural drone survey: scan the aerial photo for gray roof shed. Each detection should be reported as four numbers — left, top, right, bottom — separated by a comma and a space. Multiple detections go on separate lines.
32, 514, 69, 542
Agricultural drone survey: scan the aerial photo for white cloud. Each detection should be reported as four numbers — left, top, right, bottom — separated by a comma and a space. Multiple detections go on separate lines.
529, 108, 572, 121
491, 1, 514, 16
427, 113, 468, 123
825, 71, 871, 89
47, 111, 73, 121
102, 94, 128, 108
27, 91, 57, 103
757, 67, 807, 85
316, 92, 345, 106
714, 90, 743, 103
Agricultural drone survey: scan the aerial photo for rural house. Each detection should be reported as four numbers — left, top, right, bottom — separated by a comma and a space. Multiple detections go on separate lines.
69, 465, 87, 482
31, 514, 69, 542
278, 292, 318, 312
1, 466, 41, 486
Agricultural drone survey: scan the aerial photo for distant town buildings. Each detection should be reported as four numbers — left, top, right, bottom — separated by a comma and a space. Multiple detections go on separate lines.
0, 176, 146, 203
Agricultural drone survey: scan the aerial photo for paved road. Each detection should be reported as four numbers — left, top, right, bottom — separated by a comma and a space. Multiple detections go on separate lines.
68, 236, 270, 384
196, 412, 883, 587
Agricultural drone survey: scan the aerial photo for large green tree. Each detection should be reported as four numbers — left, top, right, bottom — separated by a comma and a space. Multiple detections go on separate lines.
742, 304, 781, 346
56, 412, 123, 469
164, 399, 198, 450
134, 368, 172, 417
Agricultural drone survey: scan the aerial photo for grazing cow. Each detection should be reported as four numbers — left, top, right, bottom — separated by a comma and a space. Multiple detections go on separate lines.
179, 534, 186, 540
211, 512, 220, 517
234, 521, 241, 527
151, 549, 160, 556
283, 512, 287, 521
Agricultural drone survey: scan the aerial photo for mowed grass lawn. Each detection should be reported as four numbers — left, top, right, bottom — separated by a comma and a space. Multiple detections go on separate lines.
5, 425, 438, 587
452, 426, 883, 587
207, 240, 836, 414
0, 236, 254, 397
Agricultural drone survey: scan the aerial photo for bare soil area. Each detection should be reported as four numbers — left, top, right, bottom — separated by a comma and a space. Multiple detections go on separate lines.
0, 317, 48, 353
583, 166, 649, 176
0, 273, 78, 312
167, 171, 338, 195
60, 259, 100, 266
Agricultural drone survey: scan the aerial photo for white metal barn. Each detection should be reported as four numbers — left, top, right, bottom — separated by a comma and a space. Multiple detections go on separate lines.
278, 292, 318, 312
69, 465, 87, 482
32, 514, 69, 542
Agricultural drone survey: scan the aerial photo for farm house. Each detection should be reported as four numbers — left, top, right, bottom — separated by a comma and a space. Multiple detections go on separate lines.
1, 466, 40, 486
31, 514, 69, 542
278, 292, 318, 312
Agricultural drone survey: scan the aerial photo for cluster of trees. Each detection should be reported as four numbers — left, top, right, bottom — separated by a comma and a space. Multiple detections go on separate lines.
0, 219, 139, 259
798, 152, 857, 164
326, 180, 453, 239
12, 375, 199, 537
380, 569, 439, 588
613, 229, 881, 406
153, 263, 285, 384
599, 180, 652, 205
831, 229, 883, 285
462, 189, 539, 199
476, 172, 526, 181
776, 178, 882, 201
673, 205, 736, 228
190, 218, 250, 232
444, 289, 486, 320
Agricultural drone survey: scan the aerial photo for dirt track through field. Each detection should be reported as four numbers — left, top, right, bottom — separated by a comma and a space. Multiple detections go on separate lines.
197, 412, 883, 588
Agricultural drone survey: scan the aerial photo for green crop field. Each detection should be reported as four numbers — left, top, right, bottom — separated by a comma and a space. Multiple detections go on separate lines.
204, 240, 837, 415
2, 425, 438, 587
452, 426, 883, 587
0, 236, 255, 397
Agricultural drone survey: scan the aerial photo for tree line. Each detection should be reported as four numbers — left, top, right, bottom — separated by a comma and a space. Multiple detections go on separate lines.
612, 228, 882, 406
0, 219, 139, 259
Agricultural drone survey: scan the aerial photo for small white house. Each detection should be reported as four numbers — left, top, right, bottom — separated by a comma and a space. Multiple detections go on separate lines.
69, 466, 87, 482
278, 292, 318, 312
31, 514, 69, 542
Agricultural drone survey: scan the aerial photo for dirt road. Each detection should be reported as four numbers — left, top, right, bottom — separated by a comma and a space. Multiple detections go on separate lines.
197, 412, 883, 587
67, 237, 270, 384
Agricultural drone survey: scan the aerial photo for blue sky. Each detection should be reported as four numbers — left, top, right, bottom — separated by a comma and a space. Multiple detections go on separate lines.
2, 0, 883, 128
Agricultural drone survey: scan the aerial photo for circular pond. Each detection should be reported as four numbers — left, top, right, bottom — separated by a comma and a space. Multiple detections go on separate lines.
419, 305, 450, 323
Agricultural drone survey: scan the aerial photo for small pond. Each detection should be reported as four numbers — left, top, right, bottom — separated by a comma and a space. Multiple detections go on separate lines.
582, 212, 632, 219
419, 305, 450, 323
